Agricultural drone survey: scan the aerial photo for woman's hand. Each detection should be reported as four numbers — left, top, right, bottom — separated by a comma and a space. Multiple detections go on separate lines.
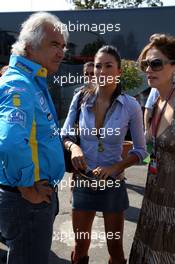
70, 144, 87, 171
93, 163, 124, 180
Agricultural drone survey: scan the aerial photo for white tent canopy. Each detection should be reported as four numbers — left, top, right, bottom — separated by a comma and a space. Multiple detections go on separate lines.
0, 0, 174, 12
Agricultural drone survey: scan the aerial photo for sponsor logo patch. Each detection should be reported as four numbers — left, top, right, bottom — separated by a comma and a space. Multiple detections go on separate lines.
15, 62, 33, 74
4, 87, 26, 95
12, 94, 21, 107
7, 109, 26, 127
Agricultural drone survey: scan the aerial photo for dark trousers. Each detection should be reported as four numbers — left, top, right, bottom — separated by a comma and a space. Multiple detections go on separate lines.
0, 188, 59, 264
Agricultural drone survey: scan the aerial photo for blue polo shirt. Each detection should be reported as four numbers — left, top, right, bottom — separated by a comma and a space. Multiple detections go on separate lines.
0, 55, 65, 187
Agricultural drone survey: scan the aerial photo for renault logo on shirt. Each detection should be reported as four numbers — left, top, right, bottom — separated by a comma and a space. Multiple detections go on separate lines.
36, 92, 49, 112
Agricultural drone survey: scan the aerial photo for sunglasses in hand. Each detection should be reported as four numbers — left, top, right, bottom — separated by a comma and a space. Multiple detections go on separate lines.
78, 168, 99, 182
140, 58, 175, 72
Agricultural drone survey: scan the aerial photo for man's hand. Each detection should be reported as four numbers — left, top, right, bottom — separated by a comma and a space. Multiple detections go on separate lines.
18, 182, 53, 204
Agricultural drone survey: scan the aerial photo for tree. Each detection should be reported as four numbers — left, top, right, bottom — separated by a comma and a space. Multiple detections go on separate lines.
112, 0, 163, 8
70, 0, 106, 9
80, 38, 106, 56
121, 59, 144, 92
69, 0, 163, 9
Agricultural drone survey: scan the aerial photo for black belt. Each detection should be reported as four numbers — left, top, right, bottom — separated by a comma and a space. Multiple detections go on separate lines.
0, 184, 20, 193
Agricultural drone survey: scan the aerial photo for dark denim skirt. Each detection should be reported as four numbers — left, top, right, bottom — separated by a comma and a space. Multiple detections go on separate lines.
72, 177, 129, 213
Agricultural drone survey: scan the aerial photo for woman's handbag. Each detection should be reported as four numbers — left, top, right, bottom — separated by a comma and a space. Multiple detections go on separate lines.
64, 89, 86, 173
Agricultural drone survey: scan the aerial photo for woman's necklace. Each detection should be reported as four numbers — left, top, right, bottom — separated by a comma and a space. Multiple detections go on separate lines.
97, 137, 105, 152
94, 99, 109, 152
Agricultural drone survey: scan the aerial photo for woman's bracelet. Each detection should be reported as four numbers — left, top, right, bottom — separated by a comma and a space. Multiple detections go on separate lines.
68, 142, 75, 152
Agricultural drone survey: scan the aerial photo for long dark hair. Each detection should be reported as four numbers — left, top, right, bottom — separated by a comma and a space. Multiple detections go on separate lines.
83, 45, 122, 104
95, 45, 122, 100
95, 45, 121, 69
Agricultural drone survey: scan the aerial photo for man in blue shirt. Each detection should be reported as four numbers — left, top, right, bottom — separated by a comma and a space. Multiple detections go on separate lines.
0, 12, 67, 264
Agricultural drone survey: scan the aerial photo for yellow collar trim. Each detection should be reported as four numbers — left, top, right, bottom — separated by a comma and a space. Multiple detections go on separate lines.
36, 67, 48, 78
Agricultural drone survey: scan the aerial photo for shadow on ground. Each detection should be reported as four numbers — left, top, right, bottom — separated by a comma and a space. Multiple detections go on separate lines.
126, 183, 145, 196
49, 251, 71, 264
125, 183, 145, 223
125, 206, 141, 223
0, 249, 71, 264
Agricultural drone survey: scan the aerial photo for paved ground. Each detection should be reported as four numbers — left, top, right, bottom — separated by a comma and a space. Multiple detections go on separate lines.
0, 165, 147, 264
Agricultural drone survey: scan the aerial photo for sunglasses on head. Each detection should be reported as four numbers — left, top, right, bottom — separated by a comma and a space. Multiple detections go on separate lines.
140, 58, 175, 72
84, 71, 94, 76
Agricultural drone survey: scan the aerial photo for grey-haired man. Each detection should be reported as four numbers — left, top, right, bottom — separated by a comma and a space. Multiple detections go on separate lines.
0, 12, 68, 264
